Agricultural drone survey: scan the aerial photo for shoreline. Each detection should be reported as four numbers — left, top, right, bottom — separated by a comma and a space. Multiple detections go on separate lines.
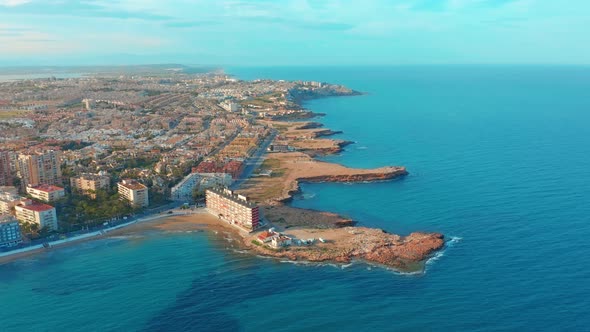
0, 211, 203, 265
1, 85, 446, 273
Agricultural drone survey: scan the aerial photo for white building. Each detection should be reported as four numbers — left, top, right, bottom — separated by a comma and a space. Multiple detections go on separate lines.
171, 173, 232, 202
0, 191, 23, 215
70, 172, 110, 199
26, 184, 65, 203
14, 199, 58, 231
0, 215, 22, 248
271, 235, 292, 248
118, 179, 149, 208
220, 100, 240, 112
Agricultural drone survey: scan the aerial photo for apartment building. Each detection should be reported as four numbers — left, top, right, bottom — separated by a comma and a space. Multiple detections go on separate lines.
17, 150, 62, 187
26, 184, 65, 203
0, 150, 13, 186
118, 179, 149, 208
70, 173, 110, 198
14, 199, 58, 231
0, 191, 23, 215
171, 173, 232, 202
205, 188, 260, 231
0, 215, 22, 248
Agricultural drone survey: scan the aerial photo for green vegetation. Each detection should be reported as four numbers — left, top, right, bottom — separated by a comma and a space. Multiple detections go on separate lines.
143, 90, 163, 96
49, 140, 92, 151
54, 190, 136, 232
259, 158, 286, 177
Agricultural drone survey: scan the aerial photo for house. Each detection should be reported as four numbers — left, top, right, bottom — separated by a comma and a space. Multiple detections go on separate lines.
271, 235, 292, 248
256, 230, 277, 244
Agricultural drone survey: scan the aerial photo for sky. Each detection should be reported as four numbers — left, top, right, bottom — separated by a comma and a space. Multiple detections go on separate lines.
0, 0, 588, 66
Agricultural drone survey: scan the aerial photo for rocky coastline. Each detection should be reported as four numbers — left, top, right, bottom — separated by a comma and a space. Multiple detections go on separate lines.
249, 229, 444, 271
236, 95, 445, 272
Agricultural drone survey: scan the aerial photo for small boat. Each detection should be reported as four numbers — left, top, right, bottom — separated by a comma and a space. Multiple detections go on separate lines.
318, 238, 326, 243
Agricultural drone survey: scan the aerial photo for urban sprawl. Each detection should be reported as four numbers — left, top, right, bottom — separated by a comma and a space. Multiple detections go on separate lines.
0, 69, 354, 251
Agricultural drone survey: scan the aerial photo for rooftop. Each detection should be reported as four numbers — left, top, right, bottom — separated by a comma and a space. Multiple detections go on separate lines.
119, 179, 147, 190
27, 184, 64, 193
18, 202, 55, 212
207, 187, 257, 208
74, 173, 109, 181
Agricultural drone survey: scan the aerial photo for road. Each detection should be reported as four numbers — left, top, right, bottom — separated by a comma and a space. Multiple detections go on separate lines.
230, 130, 277, 190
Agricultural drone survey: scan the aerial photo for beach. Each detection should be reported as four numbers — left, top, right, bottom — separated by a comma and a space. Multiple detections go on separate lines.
0, 211, 224, 265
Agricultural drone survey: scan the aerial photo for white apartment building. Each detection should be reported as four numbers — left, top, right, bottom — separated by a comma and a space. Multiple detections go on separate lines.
118, 179, 149, 208
26, 184, 65, 203
0, 191, 23, 215
171, 173, 232, 202
14, 199, 58, 231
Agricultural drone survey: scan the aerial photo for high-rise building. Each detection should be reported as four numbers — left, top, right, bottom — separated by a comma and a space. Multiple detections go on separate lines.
70, 173, 110, 199
26, 184, 65, 203
0, 150, 13, 187
0, 215, 22, 248
205, 188, 260, 231
118, 179, 149, 208
17, 150, 62, 187
14, 199, 58, 231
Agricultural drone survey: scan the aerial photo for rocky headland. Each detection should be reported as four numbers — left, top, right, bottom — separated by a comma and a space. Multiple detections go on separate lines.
236, 117, 445, 272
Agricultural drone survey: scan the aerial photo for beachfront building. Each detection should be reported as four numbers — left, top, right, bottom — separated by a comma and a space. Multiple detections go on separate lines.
14, 199, 58, 231
271, 235, 292, 248
205, 188, 260, 231
171, 172, 232, 202
0, 191, 23, 215
0, 215, 22, 248
118, 179, 149, 208
70, 172, 110, 199
16, 150, 62, 187
26, 184, 65, 203
256, 230, 277, 244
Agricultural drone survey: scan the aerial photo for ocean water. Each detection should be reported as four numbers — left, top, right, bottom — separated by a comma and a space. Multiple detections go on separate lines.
2, 66, 590, 331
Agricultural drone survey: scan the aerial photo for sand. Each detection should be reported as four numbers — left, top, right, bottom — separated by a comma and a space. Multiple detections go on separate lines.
0, 211, 241, 265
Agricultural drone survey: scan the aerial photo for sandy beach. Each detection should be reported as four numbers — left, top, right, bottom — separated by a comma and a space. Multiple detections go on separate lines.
0, 211, 234, 265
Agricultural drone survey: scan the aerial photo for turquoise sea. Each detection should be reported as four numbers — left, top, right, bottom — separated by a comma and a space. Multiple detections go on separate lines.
1, 66, 590, 331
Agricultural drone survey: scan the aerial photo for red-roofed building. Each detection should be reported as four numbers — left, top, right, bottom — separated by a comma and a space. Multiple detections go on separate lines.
14, 199, 58, 231
256, 230, 277, 244
26, 184, 65, 202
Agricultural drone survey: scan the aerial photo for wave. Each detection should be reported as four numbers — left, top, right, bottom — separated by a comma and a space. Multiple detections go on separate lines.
356, 146, 368, 150
107, 235, 144, 240
424, 236, 462, 270
164, 230, 203, 234
302, 193, 316, 199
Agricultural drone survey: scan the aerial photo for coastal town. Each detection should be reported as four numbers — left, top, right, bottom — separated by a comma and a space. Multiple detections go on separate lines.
0, 66, 444, 271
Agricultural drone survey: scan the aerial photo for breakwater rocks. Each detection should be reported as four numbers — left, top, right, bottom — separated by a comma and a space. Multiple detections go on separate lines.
301, 140, 355, 156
